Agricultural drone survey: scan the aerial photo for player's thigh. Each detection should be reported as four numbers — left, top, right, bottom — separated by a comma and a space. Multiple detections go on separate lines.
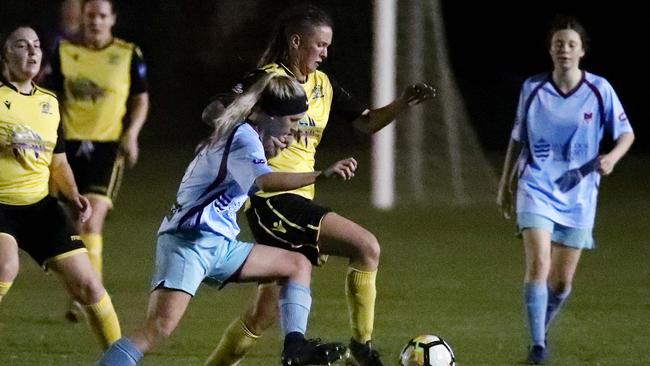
318, 212, 378, 258
49, 251, 104, 303
238, 244, 311, 285
549, 244, 582, 288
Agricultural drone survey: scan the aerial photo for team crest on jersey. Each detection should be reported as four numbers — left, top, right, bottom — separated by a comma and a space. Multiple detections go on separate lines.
108, 53, 121, 65
618, 112, 627, 122
583, 112, 593, 123
311, 85, 324, 99
40, 101, 52, 114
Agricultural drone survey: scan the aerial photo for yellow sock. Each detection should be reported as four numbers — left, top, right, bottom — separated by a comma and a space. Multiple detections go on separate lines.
0, 281, 13, 303
81, 233, 103, 280
205, 317, 260, 366
82, 292, 121, 349
345, 267, 377, 343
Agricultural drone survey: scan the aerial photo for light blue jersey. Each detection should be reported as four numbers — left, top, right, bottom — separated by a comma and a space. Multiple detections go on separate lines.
511, 71, 633, 228
159, 123, 272, 239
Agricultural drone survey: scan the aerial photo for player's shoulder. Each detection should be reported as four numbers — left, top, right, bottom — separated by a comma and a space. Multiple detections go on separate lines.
33, 84, 59, 100
112, 37, 139, 52
524, 72, 550, 88
583, 71, 613, 90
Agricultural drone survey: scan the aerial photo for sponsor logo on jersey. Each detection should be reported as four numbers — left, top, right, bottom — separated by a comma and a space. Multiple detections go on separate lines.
3, 100, 10, 110
252, 158, 266, 165
618, 112, 627, 122
533, 139, 551, 161
67, 77, 106, 102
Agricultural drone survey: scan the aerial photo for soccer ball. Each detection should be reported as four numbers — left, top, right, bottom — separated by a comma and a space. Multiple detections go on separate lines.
398, 334, 456, 366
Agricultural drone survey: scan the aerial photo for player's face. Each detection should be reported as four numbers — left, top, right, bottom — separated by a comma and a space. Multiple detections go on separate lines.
261, 112, 304, 157
296, 25, 332, 75
549, 29, 585, 72
82, 0, 116, 43
2, 27, 42, 82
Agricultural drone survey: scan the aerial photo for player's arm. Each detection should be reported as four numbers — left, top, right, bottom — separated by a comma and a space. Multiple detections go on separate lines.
598, 132, 634, 175
497, 138, 524, 219
255, 157, 357, 192
352, 83, 436, 135
121, 46, 150, 168
49, 153, 92, 222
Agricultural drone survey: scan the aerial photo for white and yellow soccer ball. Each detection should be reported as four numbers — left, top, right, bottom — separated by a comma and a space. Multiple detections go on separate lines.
398, 334, 456, 366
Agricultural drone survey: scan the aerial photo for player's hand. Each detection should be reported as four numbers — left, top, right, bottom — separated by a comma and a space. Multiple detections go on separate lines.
322, 157, 357, 180
120, 131, 139, 168
598, 154, 617, 176
263, 134, 293, 158
496, 176, 516, 220
72, 194, 92, 223
402, 83, 436, 106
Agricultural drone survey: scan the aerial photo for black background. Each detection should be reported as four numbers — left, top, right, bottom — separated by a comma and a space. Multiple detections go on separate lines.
1, 0, 646, 153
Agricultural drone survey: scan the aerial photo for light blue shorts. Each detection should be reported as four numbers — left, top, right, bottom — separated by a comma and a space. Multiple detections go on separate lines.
151, 231, 254, 296
517, 212, 594, 250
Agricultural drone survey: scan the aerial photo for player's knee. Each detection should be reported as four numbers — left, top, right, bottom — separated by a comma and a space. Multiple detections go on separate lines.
355, 232, 380, 267
0, 256, 19, 281
287, 252, 312, 278
526, 259, 550, 281
70, 272, 105, 305
549, 279, 572, 294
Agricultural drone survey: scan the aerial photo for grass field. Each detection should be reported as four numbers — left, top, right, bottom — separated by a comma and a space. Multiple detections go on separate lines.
1, 146, 649, 365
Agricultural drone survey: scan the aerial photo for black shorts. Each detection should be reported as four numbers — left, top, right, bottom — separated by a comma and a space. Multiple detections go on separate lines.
0, 196, 86, 267
65, 140, 124, 204
245, 194, 331, 265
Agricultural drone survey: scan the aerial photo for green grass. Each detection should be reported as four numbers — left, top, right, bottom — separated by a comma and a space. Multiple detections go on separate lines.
1, 147, 649, 365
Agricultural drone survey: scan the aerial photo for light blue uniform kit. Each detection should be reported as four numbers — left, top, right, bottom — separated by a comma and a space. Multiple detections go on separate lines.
154, 122, 272, 294
511, 71, 633, 249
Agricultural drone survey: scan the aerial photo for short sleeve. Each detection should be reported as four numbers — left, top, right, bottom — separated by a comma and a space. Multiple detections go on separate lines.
510, 85, 528, 142
45, 42, 64, 93
228, 128, 273, 191
603, 82, 633, 140
53, 123, 65, 153
129, 46, 148, 95
330, 77, 366, 123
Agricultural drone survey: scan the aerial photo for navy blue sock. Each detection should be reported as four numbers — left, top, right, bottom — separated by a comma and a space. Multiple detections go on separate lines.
546, 286, 571, 331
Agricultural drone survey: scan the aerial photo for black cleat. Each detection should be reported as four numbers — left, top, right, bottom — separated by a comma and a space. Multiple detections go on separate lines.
64, 300, 85, 323
526, 344, 548, 364
282, 332, 348, 365
348, 338, 383, 366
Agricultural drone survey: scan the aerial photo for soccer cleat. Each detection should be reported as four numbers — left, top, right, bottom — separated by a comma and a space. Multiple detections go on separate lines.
64, 300, 85, 323
348, 338, 383, 366
526, 344, 548, 364
282, 333, 348, 366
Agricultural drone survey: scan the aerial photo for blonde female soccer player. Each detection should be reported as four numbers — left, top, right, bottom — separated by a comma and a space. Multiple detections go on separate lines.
98, 74, 356, 366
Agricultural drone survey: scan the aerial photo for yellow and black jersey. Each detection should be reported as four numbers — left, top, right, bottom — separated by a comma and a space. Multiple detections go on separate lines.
0, 78, 63, 205
238, 63, 364, 199
49, 38, 148, 141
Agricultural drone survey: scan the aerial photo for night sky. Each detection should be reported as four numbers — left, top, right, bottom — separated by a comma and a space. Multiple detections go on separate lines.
1, 0, 646, 152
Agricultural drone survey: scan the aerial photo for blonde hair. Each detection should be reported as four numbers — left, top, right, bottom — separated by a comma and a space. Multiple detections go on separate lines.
202, 73, 306, 148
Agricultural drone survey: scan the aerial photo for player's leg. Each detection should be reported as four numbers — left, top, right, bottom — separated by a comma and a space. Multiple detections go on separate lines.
236, 244, 346, 365
79, 196, 111, 279
99, 288, 192, 366
318, 212, 382, 365
546, 244, 582, 331
204, 282, 278, 366
0, 234, 19, 303
522, 226, 552, 364
49, 252, 121, 349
